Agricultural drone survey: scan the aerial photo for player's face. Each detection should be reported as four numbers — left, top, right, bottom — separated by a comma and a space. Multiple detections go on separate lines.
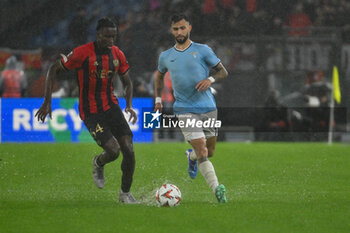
171, 19, 192, 44
97, 27, 117, 49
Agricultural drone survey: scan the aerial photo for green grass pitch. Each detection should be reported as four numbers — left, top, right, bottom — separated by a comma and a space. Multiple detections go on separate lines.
0, 142, 350, 233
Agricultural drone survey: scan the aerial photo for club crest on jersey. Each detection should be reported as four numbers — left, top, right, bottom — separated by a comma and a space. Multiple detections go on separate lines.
191, 52, 198, 58
113, 59, 119, 67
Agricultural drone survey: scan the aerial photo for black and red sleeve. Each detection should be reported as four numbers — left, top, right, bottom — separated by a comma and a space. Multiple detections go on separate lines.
60, 47, 85, 71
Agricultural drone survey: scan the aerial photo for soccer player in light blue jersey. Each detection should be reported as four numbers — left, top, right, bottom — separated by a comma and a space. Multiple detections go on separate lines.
154, 14, 228, 203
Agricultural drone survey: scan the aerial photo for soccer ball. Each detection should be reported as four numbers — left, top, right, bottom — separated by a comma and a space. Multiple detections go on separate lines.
155, 184, 181, 207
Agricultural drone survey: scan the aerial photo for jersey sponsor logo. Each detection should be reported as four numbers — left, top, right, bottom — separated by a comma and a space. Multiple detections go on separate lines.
89, 69, 113, 79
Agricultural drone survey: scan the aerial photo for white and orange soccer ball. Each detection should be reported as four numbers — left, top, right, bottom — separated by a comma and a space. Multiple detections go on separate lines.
155, 184, 181, 207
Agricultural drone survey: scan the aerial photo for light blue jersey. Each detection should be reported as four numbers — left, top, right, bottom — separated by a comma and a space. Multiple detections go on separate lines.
158, 42, 220, 114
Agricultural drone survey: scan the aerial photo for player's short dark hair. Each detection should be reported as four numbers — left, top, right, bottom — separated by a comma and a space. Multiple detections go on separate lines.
96, 17, 116, 31
170, 14, 190, 24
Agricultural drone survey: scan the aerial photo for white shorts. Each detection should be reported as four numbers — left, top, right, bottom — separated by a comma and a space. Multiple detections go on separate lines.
177, 110, 218, 142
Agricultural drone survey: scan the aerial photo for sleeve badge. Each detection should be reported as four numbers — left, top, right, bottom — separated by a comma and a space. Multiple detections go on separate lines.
113, 59, 119, 67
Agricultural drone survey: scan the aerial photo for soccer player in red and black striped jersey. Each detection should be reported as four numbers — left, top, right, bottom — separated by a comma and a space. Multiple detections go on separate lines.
36, 18, 138, 204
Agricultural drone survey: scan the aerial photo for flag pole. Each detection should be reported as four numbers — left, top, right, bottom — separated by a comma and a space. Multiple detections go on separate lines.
328, 84, 334, 145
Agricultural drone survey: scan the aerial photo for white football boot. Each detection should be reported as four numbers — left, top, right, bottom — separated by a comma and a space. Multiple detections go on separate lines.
119, 190, 139, 204
92, 155, 105, 189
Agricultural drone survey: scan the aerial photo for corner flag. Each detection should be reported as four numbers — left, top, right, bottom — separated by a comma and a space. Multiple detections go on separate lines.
332, 66, 341, 104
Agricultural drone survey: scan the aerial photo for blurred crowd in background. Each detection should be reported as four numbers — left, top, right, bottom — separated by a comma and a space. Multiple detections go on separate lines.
1, 0, 350, 98
3, 0, 350, 48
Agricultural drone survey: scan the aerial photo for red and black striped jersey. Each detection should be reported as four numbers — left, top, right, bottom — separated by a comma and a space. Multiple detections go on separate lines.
60, 42, 129, 120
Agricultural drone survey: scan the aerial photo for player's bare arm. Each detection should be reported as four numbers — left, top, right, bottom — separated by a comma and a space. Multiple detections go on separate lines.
154, 70, 165, 112
35, 60, 65, 122
196, 62, 228, 91
0, 76, 4, 96
120, 71, 137, 124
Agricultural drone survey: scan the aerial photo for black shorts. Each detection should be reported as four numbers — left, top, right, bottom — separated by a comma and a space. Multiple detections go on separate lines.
83, 105, 133, 146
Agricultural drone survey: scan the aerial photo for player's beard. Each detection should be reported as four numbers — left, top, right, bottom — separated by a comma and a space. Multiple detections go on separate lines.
175, 33, 189, 44
97, 38, 113, 51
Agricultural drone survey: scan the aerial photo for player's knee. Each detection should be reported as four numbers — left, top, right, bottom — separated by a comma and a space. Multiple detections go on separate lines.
103, 142, 120, 161
103, 137, 121, 161
202, 147, 208, 157
122, 141, 134, 155
120, 137, 135, 159
191, 138, 207, 157
106, 146, 120, 161
196, 146, 208, 160
112, 147, 121, 160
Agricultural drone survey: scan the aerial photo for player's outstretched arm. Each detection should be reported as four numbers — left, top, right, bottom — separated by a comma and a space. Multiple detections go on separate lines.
35, 60, 65, 122
120, 71, 137, 124
154, 70, 165, 112
196, 62, 228, 91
